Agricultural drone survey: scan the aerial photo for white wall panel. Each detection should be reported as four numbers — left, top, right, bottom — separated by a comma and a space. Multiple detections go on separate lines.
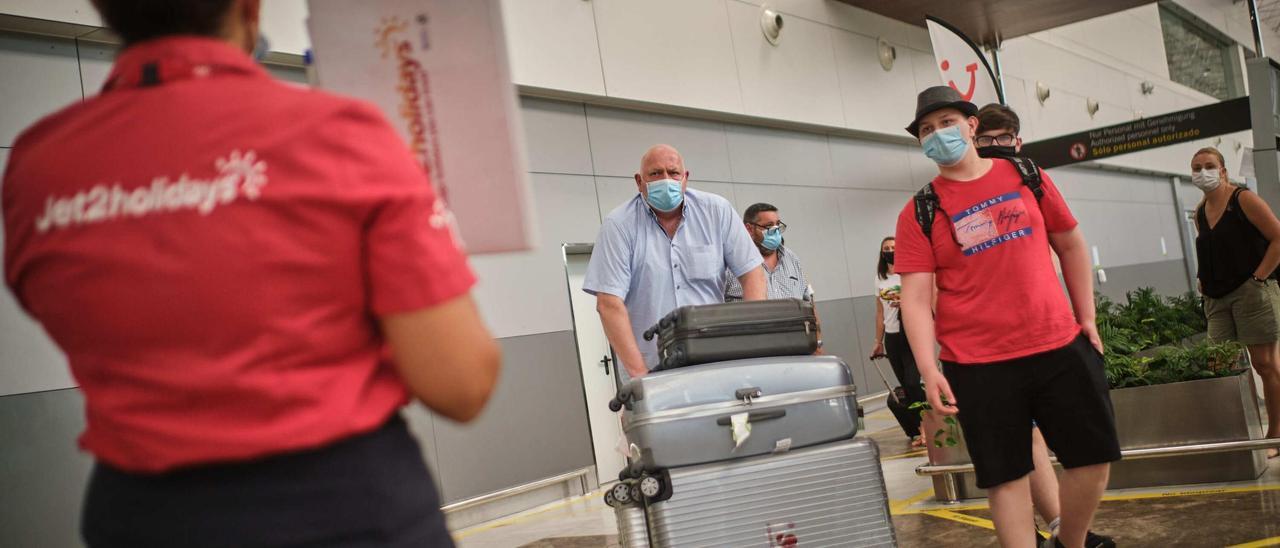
584, 105, 732, 181
725, 124, 832, 187
520, 98, 593, 176
905, 143, 937, 188
908, 48, 940, 92
734, 184, 852, 300
595, 176, 642, 221
593, 0, 743, 114
78, 42, 116, 97
825, 2, 931, 53
725, 1, 844, 127
0, 0, 100, 26
260, 0, 310, 56
837, 188, 913, 297
829, 136, 914, 192
0, 33, 83, 147
1023, 85, 1094, 141
692, 180, 739, 208
0, 147, 75, 396
1052, 166, 1134, 203
469, 173, 600, 339
833, 30, 919, 136
1045, 6, 1169, 82
1001, 38, 1097, 103
1001, 76, 1036, 141
500, 0, 606, 96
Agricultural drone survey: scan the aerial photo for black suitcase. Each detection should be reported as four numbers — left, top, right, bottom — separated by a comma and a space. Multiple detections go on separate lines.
643, 299, 819, 371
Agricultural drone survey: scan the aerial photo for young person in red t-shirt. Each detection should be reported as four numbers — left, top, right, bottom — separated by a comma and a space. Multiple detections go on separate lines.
3, 1, 500, 546
894, 86, 1120, 548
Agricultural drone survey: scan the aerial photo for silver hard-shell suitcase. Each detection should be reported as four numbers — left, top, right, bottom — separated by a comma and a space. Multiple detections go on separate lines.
643, 438, 895, 547
617, 355, 859, 472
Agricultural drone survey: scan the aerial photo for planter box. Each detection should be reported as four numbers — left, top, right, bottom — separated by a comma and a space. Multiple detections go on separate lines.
925, 371, 1267, 501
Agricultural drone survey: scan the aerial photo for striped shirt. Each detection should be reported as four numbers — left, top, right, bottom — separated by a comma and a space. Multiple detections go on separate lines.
724, 246, 813, 301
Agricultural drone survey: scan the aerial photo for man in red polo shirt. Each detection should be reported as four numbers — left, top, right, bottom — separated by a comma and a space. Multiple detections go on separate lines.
3, 0, 500, 546
895, 86, 1120, 548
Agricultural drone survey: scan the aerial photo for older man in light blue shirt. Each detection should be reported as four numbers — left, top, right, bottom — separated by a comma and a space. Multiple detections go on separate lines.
584, 144, 766, 378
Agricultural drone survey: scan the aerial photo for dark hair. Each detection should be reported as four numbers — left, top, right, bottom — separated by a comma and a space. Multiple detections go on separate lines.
94, 0, 236, 45
743, 202, 778, 224
976, 103, 1021, 135
876, 236, 894, 280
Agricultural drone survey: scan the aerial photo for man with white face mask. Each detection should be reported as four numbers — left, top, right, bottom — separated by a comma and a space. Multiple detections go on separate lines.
584, 144, 766, 378
894, 86, 1119, 548
1191, 147, 1280, 460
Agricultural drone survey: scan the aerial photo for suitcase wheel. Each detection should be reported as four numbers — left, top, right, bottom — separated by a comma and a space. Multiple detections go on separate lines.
603, 489, 618, 508
611, 482, 633, 504
637, 470, 672, 504
639, 475, 662, 498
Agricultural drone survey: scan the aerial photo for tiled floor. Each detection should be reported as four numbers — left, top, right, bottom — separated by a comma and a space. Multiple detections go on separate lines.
453, 408, 1280, 547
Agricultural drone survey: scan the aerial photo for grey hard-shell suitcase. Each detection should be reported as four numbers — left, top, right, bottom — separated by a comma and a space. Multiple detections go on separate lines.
643, 299, 818, 371
616, 355, 858, 473
643, 438, 895, 547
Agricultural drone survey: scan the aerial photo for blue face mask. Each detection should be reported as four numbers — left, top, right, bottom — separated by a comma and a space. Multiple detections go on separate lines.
645, 178, 684, 213
922, 125, 970, 166
761, 227, 782, 251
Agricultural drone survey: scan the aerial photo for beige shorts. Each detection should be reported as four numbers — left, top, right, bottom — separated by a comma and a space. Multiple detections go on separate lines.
1205, 278, 1280, 345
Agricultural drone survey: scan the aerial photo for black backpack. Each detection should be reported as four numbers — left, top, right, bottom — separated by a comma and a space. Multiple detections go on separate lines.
913, 156, 1045, 242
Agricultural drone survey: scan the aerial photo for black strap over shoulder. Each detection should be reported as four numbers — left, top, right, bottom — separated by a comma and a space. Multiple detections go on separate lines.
1230, 186, 1249, 224
1007, 156, 1044, 202
913, 182, 939, 242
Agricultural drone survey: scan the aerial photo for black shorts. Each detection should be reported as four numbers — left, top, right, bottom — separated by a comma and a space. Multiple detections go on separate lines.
943, 334, 1121, 489
81, 414, 454, 548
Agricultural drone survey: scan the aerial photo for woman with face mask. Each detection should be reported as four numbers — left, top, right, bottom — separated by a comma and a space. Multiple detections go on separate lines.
870, 237, 925, 448
1192, 147, 1280, 458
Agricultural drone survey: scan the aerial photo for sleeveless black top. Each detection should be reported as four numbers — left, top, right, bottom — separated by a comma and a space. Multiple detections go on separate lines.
1196, 186, 1271, 298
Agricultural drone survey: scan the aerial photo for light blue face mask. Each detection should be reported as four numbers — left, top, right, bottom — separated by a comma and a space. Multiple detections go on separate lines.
645, 178, 684, 213
761, 227, 782, 250
922, 125, 970, 167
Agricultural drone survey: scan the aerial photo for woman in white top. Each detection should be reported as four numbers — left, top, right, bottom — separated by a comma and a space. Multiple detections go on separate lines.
872, 236, 925, 447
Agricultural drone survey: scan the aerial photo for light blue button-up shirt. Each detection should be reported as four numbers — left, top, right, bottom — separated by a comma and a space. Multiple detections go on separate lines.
583, 188, 762, 369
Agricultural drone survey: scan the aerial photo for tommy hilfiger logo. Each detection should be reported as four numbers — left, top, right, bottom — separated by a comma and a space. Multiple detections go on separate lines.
33, 150, 268, 234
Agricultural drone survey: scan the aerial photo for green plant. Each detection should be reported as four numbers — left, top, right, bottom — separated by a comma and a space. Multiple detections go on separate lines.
1096, 288, 1243, 388
908, 401, 960, 448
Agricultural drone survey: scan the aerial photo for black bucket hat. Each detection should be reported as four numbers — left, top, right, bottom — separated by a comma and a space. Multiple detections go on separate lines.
905, 85, 978, 138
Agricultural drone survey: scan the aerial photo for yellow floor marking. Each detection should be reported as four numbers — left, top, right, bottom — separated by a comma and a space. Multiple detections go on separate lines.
1228, 535, 1280, 548
922, 509, 997, 530
452, 486, 607, 540
1099, 483, 1280, 503
881, 449, 927, 461
894, 483, 1280, 515
889, 488, 936, 515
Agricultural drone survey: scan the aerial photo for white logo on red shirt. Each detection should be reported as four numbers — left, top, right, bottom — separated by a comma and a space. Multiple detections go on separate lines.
34, 150, 268, 234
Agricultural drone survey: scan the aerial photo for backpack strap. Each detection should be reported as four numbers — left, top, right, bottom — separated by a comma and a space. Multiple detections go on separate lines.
1230, 186, 1249, 225
913, 182, 940, 242
1007, 156, 1044, 202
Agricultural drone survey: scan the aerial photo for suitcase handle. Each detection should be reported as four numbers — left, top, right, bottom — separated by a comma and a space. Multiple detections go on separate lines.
715, 409, 786, 426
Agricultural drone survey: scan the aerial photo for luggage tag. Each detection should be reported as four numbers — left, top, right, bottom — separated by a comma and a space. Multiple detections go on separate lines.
730, 412, 752, 450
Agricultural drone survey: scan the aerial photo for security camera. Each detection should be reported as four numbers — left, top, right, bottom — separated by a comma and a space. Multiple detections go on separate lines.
761, 6, 783, 45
